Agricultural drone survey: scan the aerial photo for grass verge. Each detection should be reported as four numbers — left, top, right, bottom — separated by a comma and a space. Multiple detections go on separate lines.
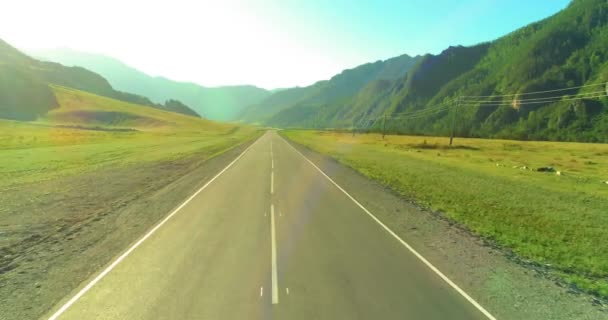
0, 87, 262, 319
282, 130, 608, 299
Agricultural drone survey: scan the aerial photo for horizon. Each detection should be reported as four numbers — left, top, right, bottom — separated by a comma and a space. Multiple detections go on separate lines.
3, 2, 608, 320
2, 0, 570, 89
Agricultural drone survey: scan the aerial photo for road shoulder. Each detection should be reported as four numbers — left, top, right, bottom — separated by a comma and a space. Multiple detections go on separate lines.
281, 133, 607, 320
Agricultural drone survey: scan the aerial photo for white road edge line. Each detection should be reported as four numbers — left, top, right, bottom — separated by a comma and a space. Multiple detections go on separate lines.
47, 136, 263, 320
279, 135, 497, 320
260, 286, 264, 297
286, 287, 289, 295
271, 204, 279, 305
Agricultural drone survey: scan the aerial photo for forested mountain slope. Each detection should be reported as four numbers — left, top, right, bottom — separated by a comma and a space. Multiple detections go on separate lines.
0, 39, 199, 120
240, 54, 421, 124
264, 0, 608, 142
33, 48, 271, 121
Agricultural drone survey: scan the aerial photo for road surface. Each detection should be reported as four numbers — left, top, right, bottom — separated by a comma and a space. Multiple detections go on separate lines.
46, 131, 494, 320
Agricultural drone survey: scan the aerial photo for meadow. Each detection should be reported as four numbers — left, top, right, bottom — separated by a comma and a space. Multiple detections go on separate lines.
283, 130, 608, 298
0, 86, 261, 319
0, 86, 259, 187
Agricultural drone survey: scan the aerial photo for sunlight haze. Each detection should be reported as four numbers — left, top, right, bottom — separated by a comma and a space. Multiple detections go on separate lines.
1, 0, 569, 88
3, 1, 608, 319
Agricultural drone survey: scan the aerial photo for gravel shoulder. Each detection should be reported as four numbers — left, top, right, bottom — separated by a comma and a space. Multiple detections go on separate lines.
283, 134, 607, 320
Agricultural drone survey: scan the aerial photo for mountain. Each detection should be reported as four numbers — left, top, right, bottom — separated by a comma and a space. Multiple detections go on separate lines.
239, 54, 421, 124
0, 40, 58, 120
252, 0, 608, 142
372, 0, 608, 142
46, 85, 230, 133
31, 49, 271, 121
0, 38, 199, 120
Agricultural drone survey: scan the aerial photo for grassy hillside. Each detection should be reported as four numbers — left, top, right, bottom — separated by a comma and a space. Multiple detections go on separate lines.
264, 0, 608, 142
283, 130, 608, 299
0, 87, 261, 319
2, 85, 253, 186
0, 64, 58, 120
0, 39, 199, 119
241, 54, 421, 124
44, 86, 221, 131
32, 48, 271, 121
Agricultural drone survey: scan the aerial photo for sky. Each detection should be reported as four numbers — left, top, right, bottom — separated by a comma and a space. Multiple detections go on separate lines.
1, 0, 571, 89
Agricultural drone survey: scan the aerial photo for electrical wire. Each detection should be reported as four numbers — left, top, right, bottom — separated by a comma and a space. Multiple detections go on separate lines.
351, 81, 607, 129
461, 94, 606, 107
462, 90, 606, 103
461, 81, 607, 98
389, 106, 452, 120
390, 103, 453, 118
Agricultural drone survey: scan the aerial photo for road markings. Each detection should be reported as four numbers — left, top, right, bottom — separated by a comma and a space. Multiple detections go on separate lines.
270, 172, 274, 194
286, 288, 289, 295
47, 136, 263, 320
270, 139, 274, 167
271, 204, 279, 305
279, 135, 497, 320
260, 287, 264, 297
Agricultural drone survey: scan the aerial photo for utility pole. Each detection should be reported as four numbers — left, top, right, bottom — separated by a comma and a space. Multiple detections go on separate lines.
382, 113, 387, 139
449, 97, 460, 146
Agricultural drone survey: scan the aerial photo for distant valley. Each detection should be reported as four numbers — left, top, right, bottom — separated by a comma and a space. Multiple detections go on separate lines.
31, 48, 271, 121
3, 0, 608, 142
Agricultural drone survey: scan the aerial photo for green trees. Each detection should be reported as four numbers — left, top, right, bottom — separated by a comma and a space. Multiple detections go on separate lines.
0, 39, 201, 120
0, 66, 58, 120
260, 0, 608, 143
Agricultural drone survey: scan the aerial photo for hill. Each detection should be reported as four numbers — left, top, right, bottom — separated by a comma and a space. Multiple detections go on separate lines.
0, 84, 259, 320
31, 48, 271, 121
44, 86, 224, 132
256, 0, 608, 142
0, 39, 199, 120
369, 0, 608, 142
239, 54, 421, 124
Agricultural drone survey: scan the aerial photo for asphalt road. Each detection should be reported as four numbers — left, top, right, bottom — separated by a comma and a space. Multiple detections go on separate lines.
46, 131, 494, 320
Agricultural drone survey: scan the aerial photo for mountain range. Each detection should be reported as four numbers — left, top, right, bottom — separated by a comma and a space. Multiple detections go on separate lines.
244, 0, 608, 142
3, 0, 607, 142
239, 54, 422, 125
0, 38, 199, 120
31, 49, 271, 121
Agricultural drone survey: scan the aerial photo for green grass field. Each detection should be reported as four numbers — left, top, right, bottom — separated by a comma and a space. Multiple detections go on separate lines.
283, 130, 608, 298
0, 86, 259, 188
0, 86, 262, 319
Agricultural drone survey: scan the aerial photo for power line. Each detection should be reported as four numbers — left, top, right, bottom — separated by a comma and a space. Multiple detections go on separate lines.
389, 105, 453, 119
462, 90, 606, 103
349, 81, 607, 145
461, 81, 607, 99
389, 106, 452, 120
390, 101, 455, 117
461, 94, 606, 107
363, 84, 605, 124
